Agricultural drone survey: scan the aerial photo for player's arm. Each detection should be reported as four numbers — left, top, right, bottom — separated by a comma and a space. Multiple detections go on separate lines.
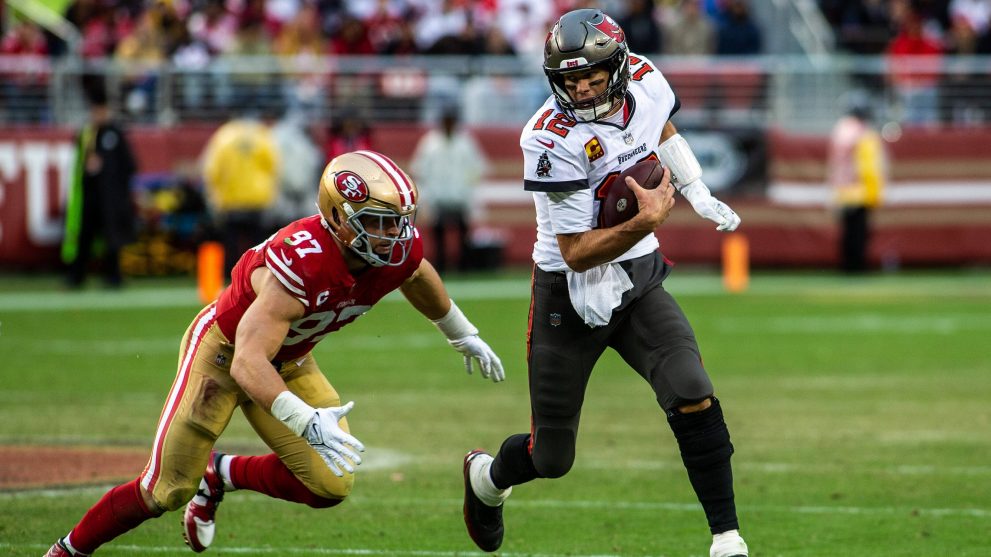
557, 171, 675, 272
658, 120, 741, 231
233, 267, 364, 476
400, 258, 505, 382
399, 257, 450, 319
229, 267, 304, 411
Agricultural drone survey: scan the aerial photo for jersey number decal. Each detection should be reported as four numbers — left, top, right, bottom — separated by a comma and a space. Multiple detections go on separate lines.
284, 305, 371, 345
286, 230, 323, 258
532, 109, 577, 138
628, 55, 655, 82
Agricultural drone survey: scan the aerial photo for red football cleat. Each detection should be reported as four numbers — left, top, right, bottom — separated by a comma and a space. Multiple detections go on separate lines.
44, 539, 84, 557
182, 451, 226, 552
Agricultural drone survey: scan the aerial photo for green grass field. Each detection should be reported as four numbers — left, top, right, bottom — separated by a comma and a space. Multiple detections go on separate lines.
1, 269, 989, 557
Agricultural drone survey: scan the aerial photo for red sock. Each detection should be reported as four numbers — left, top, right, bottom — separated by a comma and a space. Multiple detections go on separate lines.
67, 478, 158, 554
229, 454, 341, 508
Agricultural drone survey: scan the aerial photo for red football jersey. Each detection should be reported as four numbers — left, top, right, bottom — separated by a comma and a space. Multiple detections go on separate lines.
214, 215, 424, 361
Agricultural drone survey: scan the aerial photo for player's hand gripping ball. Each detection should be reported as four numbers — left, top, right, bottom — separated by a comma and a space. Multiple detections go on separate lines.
599, 159, 666, 227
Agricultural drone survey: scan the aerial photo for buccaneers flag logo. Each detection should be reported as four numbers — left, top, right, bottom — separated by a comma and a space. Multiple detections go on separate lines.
591, 15, 625, 44
536, 152, 552, 178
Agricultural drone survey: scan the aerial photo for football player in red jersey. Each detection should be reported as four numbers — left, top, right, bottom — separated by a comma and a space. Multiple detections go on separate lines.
44, 151, 505, 557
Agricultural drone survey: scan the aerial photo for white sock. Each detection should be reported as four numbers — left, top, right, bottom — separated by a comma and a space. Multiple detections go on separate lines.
711, 529, 748, 557
62, 534, 88, 556
471, 455, 512, 507
190, 454, 235, 506
190, 482, 210, 507
218, 454, 236, 491
713, 529, 741, 542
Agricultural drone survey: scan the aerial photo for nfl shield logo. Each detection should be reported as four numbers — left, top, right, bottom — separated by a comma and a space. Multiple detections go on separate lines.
550, 313, 562, 327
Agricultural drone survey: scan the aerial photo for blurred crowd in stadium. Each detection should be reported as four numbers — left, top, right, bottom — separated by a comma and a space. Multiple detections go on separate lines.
3, 0, 990, 129
3, 0, 990, 62
3, 0, 765, 61
2, 0, 991, 276
821, 0, 991, 55
3, 0, 988, 125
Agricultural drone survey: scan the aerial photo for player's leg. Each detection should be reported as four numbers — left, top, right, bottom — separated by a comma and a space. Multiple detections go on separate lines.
44, 477, 159, 557
236, 356, 353, 506
494, 267, 607, 483
47, 307, 239, 556
181, 355, 345, 552
464, 267, 607, 552
611, 266, 747, 557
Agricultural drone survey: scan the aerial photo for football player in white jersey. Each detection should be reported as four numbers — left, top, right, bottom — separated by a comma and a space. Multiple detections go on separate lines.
461, 9, 748, 557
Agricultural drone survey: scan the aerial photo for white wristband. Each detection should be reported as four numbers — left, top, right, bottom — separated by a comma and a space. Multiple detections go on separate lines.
679, 180, 713, 207
658, 133, 702, 190
271, 390, 314, 436
431, 300, 479, 340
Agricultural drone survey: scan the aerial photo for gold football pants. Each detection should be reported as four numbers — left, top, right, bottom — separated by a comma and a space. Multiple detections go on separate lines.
139, 304, 354, 511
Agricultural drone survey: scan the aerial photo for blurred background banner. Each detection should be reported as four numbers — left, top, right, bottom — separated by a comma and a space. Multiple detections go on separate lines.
2, 0, 991, 273
3, 121, 989, 271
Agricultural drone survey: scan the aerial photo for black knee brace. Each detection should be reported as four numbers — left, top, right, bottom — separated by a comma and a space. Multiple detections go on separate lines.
531, 426, 576, 479
656, 348, 714, 410
667, 397, 740, 533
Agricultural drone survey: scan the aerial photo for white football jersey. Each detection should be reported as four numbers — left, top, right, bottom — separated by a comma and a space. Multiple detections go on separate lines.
520, 53, 679, 272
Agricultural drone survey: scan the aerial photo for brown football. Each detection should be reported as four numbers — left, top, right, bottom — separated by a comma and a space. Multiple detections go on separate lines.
598, 159, 666, 228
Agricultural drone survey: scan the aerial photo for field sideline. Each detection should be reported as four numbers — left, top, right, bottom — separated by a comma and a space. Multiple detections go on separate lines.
1, 269, 989, 557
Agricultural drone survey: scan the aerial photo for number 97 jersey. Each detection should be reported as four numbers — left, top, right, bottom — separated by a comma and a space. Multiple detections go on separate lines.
214, 214, 424, 362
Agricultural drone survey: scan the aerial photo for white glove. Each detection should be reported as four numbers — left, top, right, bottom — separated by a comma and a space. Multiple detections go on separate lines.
303, 402, 365, 477
679, 180, 741, 232
432, 300, 506, 383
449, 335, 505, 382
272, 392, 365, 477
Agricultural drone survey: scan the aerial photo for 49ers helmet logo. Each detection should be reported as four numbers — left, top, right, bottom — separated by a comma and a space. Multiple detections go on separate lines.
334, 171, 369, 202
591, 15, 625, 44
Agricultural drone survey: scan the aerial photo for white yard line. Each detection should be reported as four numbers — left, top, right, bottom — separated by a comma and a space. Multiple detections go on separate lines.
4, 487, 988, 519
8, 332, 443, 355
2, 274, 989, 312
580, 459, 991, 476
714, 314, 991, 334
3, 545, 649, 557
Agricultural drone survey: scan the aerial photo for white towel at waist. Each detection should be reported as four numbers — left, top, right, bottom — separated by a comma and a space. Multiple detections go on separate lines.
565, 262, 634, 328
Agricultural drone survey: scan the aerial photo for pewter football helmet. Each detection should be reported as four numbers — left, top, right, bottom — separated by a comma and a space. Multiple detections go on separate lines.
318, 150, 417, 267
543, 9, 630, 122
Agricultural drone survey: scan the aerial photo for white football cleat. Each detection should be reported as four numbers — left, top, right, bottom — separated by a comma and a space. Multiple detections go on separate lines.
710, 529, 748, 557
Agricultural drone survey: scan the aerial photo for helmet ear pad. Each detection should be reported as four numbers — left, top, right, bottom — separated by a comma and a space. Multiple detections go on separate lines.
326, 207, 358, 247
